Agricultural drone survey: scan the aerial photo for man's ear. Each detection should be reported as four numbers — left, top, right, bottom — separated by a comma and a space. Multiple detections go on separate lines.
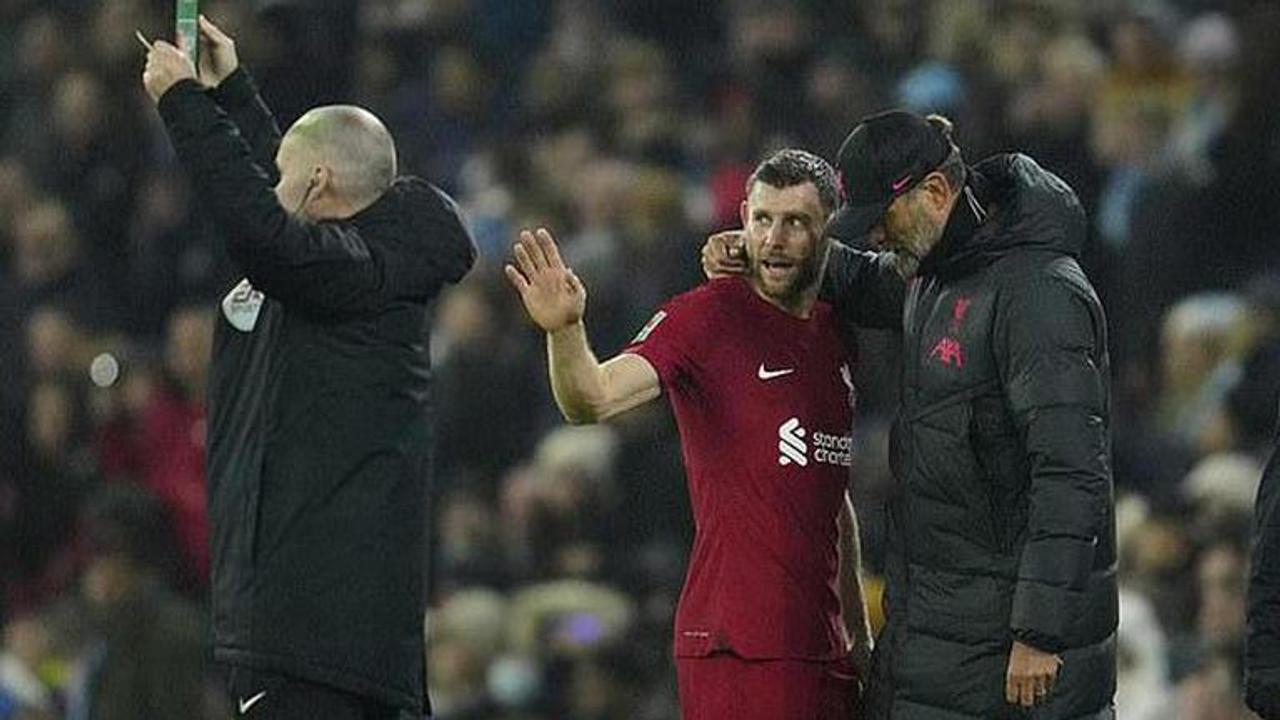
312, 165, 333, 195
739, 199, 750, 230
918, 172, 954, 213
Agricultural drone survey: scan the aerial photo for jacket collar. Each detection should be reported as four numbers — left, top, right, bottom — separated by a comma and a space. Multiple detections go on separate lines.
917, 168, 990, 278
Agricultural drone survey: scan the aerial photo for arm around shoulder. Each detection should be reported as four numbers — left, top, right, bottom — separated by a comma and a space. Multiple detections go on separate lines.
821, 241, 904, 330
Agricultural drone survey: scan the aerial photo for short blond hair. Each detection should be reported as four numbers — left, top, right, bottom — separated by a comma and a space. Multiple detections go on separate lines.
286, 105, 397, 207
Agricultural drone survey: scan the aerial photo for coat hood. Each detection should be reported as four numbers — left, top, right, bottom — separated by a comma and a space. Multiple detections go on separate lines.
922, 153, 1087, 277
353, 176, 477, 291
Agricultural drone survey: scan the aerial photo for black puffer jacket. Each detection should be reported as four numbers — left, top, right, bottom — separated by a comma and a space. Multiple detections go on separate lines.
829, 154, 1117, 719
157, 71, 476, 712
1248, 425, 1280, 719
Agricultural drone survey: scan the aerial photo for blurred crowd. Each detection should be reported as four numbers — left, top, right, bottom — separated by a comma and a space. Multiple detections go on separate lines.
1, 0, 1279, 718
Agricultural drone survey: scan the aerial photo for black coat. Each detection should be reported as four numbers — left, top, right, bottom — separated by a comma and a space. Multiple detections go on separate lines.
1248, 428, 1280, 719
157, 71, 476, 712
828, 154, 1117, 719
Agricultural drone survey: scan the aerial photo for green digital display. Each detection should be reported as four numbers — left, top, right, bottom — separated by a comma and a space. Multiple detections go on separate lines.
176, 0, 198, 66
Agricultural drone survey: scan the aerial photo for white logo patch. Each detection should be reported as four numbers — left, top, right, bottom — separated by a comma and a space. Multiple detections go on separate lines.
778, 417, 807, 466
221, 278, 265, 332
631, 310, 667, 344
777, 416, 853, 468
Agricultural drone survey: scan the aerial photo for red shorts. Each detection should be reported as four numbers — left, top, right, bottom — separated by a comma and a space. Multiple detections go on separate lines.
676, 652, 859, 720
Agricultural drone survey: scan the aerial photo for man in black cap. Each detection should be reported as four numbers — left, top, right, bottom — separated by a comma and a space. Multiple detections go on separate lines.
705, 110, 1117, 719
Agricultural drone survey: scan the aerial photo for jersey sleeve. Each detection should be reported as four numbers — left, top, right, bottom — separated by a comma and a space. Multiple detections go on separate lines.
623, 293, 706, 392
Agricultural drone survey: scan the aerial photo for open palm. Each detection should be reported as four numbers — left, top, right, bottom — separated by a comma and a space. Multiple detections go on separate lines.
505, 228, 586, 332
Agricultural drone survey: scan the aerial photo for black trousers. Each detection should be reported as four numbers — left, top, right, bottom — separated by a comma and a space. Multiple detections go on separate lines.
227, 665, 411, 720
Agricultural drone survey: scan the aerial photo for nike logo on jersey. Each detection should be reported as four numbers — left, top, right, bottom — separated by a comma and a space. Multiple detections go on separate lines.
238, 691, 267, 715
757, 363, 795, 380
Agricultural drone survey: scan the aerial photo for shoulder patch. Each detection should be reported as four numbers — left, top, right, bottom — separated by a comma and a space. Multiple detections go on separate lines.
221, 278, 265, 332
631, 310, 667, 344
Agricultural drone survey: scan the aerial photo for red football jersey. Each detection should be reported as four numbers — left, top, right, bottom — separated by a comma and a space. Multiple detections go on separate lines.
625, 277, 855, 660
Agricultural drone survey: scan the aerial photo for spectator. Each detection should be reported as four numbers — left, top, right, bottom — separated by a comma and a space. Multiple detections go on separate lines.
9, 381, 93, 610
1116, 588, 1175, 720
1197, 550, 1246, 652
0, 615, 56, 719
1167, 13, 1240, 188
0, 158, 36, 260
1158, 294, 1247, 447
435, 488, 510, 593
434, 281, 545, 486
138, 306, 213, 590
63, 484, 209, 720
10, 204, 98, 325
1177, 651, 1253, 720
427, 589, 508, 720
42, 71, 143, 264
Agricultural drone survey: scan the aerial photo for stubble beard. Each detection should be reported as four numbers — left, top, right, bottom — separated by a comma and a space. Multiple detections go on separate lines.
751, 252, 820, 309
888, 208, 943, 280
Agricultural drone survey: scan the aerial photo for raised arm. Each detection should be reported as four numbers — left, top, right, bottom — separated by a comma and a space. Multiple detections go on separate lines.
152, 80, 380, 315
145, 36, 475, 316
196, 15, 282, 178
208, 72, 281, 180
506, 228, 661, 423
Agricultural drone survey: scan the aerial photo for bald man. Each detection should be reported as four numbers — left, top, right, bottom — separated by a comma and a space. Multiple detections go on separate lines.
143, 18, 475, 720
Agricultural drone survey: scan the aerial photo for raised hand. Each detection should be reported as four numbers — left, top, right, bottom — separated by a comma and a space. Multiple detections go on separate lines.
141, 37, 196, 102
701, 229, 747, 279
196, 14, 239, 87
505, 228, 586, 333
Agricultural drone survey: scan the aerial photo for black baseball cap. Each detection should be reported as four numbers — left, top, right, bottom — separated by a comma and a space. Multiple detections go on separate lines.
827, 110, 954, 242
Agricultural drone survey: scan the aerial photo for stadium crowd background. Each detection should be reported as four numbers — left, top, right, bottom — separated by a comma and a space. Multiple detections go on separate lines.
1, 0, 1279, 717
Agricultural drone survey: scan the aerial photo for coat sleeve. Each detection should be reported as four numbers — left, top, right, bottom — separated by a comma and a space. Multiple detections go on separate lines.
207, 68, 283, 183
1248, 447, 1280, 719
993, 277, 1111, 652
156, 81, 472, 317
819, 241, 904, 330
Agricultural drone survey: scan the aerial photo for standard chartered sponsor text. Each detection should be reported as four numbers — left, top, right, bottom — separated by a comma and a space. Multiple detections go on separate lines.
812, 431, 852, 467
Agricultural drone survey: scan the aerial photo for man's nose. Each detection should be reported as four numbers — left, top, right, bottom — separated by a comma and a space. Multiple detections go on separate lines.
765, 223, 787, 249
